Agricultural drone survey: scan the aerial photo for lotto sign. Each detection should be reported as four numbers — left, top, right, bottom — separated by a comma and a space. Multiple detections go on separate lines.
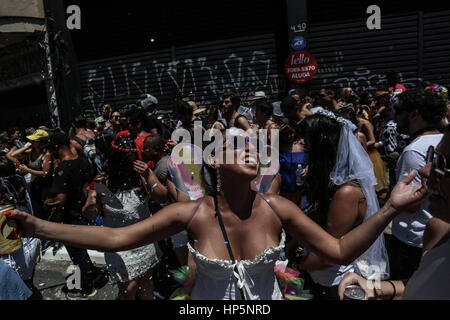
284, 51, 317, 84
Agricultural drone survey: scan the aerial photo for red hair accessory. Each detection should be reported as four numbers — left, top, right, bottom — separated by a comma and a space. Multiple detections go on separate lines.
86, 181, 98, 191
111, 139, 138, 153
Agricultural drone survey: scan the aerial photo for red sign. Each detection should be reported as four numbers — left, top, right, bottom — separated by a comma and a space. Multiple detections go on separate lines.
284, 51, 318, 84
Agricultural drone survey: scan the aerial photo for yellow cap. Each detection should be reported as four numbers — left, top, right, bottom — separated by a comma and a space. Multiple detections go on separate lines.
26, 129, 49, 142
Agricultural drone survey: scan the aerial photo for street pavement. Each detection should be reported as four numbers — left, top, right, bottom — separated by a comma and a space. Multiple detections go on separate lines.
33, 241, 179, 300
34, 258, 118, 300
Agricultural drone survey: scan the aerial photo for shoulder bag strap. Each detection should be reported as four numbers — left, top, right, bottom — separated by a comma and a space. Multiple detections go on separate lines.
72, 136, 86, 146
213, 193, 246, 300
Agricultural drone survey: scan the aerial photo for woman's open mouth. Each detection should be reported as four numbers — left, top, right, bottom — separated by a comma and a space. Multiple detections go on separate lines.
244, 154, 258, 168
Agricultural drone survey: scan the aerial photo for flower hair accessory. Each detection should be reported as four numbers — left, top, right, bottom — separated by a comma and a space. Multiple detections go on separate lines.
111, 138, 138, 153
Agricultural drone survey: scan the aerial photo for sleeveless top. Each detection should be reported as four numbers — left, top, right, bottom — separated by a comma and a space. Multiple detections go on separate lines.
28, 153, 44, 184
188, 231, 285, 300
187, 194, 285, 300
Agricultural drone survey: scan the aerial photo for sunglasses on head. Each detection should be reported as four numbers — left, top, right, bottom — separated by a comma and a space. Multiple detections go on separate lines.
427, 146, 450, 178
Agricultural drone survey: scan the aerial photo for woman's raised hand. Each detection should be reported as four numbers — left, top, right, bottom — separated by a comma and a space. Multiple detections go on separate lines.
388, 170, 428, 213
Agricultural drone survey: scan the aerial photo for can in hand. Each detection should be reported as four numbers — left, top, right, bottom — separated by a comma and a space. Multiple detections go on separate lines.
344, 285, 368, 300
0, 205, 23, 255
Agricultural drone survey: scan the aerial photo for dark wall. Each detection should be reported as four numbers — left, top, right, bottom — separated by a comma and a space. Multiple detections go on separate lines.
305, 0, 450, 94
66, 0, 287, 61
0, 83, 50, 130
65, 0, 289, 116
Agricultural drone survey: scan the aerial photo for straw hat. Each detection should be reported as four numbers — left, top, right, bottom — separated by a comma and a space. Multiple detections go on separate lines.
188, 101, 206, 115
248, 91, 267, 101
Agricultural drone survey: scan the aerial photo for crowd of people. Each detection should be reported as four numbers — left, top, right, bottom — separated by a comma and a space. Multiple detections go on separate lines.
0, 70, 449, 300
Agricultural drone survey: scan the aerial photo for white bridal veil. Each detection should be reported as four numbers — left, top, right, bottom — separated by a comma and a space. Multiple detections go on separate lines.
314, 108, 390, 280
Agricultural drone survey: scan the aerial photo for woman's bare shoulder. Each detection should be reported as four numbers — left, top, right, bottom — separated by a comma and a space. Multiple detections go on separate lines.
168, 197, 210, 211
258, 193, 304, 220
335, 182, 365, 199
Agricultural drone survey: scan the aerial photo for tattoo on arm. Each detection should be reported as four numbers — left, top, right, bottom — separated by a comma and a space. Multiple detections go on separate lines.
379, 204, 391, 217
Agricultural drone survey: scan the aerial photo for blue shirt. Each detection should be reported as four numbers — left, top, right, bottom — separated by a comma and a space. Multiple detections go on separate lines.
0, 259, 31, 300
279, 152, 308, 193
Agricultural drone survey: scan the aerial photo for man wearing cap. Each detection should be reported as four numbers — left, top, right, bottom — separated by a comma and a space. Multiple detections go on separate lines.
139, 94, 159, 115
239, 91, 267, 122
44, 132, 100, 299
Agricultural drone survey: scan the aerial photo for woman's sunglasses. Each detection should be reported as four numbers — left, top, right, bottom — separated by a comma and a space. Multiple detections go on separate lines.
223, 135, 265, 153
212, 134, 266, 155
427, 146, 450, 178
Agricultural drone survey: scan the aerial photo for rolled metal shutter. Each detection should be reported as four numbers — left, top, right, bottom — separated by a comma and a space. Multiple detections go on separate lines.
307, 12, 420, 94
79, 48, 172, 118
79, 33, 285, 117
423, 10, 450, 87
172, 33, 285, 106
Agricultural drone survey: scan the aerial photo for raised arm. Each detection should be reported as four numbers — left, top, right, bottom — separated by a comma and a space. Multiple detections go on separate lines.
9, 143, 32, 158
6, 200, 200, 253
133, 160, 168, 204
19, 151, 52, 178
6, 147, 22, 167
273, 171, 427, 266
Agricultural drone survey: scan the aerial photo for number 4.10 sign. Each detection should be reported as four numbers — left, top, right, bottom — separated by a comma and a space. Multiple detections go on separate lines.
284, 51, 318, 84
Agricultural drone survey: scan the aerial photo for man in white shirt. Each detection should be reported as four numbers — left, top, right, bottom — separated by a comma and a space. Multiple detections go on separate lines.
390, 88, 447, 279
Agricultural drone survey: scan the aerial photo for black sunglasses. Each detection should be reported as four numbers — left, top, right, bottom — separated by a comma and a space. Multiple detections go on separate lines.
427, 146, 450, 178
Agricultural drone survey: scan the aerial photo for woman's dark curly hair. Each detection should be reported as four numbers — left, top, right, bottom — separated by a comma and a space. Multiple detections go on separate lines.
297, 114, 342, 228
106, 137, 141, 193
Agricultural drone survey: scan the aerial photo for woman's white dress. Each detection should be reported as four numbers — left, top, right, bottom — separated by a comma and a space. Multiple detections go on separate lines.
188, 231, 286, 300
